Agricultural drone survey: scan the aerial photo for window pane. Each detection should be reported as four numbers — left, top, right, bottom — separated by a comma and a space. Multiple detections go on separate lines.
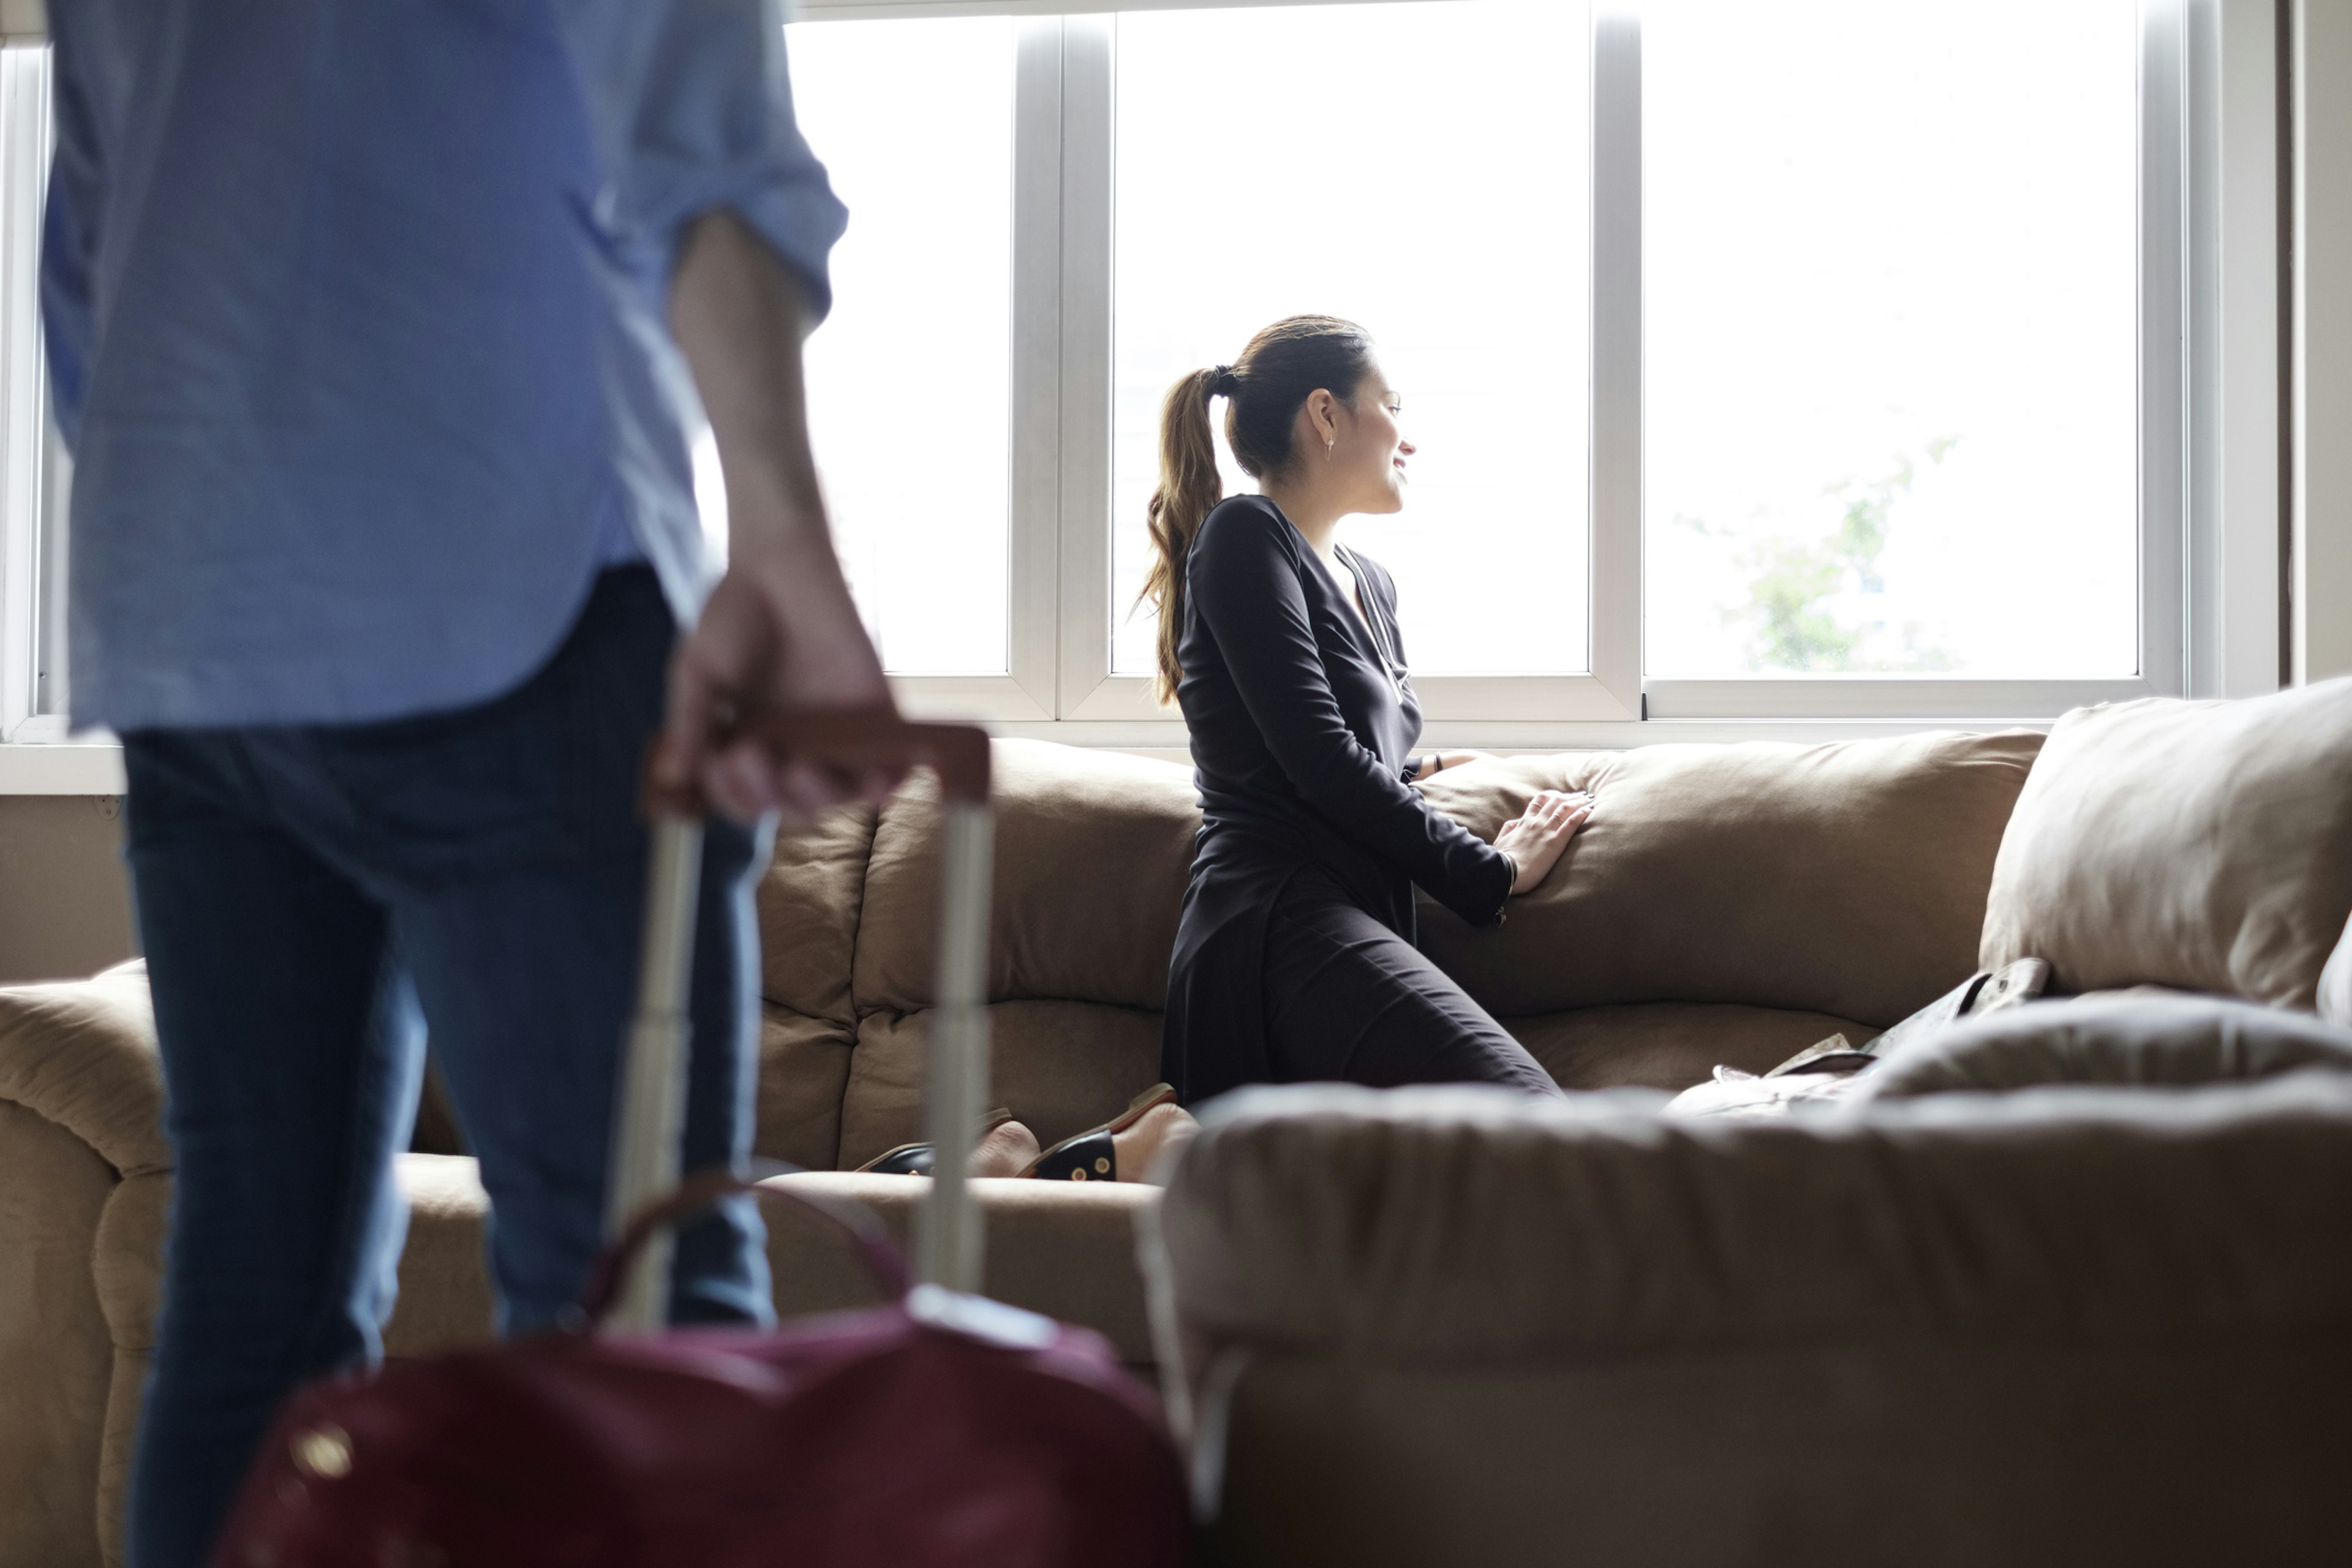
1643, 0, 2139, 677
785, 18, 1014, 675
1112, 2, 1591, 677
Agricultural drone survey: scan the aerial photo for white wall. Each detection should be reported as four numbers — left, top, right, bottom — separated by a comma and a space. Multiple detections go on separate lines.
2296, 0, 2352, 682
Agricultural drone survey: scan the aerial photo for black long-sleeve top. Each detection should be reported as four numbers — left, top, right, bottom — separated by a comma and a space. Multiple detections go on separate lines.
1159, 494, 1513, 1104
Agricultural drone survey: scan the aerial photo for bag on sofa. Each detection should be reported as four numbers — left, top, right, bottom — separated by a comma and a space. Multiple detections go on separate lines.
1668, 959, 2048, 1118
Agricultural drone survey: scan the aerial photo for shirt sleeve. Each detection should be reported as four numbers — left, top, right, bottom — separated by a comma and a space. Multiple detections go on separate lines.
1189, 508, 1513, 927
551, 0, 848, 320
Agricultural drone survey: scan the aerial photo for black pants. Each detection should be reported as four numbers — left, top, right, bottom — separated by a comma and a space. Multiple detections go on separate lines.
1261, 872, 1561, 1095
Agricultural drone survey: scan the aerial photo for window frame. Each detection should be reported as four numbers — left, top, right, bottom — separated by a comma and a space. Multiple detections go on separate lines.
819, 0, 2210, 739
0, 39, 59, 746
1052, 7, 1638, 728
0, 0, 2276, 792
1640, 0, 2190, 722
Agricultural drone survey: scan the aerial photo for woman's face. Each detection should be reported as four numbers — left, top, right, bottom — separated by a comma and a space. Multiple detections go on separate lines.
1329, 368, 1413, 516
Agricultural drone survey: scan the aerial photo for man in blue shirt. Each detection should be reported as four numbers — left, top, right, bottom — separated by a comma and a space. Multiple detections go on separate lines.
43, 4, 891, 1563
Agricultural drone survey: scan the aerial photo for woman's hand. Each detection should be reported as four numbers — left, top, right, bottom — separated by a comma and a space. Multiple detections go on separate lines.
1494, 790, 1593, 894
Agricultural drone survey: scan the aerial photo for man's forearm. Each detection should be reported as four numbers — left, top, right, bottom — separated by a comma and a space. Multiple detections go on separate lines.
668, 208, 832, 560
658, 202, 892, 791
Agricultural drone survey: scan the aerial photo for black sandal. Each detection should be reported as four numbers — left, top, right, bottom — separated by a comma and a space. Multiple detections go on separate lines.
853, 1108, 1014, 1176
1019, 1084, 1179, 1182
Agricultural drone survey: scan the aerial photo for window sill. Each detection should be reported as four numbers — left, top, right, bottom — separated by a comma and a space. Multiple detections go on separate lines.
948, 715, 2059, 752
0, 739, 125, 795
0, 712, 2076, 797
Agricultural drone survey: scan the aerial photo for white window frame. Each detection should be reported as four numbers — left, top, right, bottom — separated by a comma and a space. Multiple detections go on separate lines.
0, 0, 2285, 791
1046, 6, 1640, 731
803, 0, 2244, 745
1643, 0, 2189, 723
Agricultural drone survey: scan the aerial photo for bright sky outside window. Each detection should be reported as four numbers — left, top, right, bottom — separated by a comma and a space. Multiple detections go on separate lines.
785, 18, 1016, 676
1110, 1, 1592, 679
1643, 0, 2141, 679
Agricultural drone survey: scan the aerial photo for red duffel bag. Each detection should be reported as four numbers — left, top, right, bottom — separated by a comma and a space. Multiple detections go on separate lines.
209, 1169, 1189, 1568
208, 719, 1189, 1568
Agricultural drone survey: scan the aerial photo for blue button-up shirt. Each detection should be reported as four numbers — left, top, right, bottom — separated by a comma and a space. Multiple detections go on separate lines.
43, 0, 846, 731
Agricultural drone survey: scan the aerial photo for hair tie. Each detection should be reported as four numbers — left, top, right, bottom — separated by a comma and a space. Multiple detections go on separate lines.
1209, 364, 1240, 398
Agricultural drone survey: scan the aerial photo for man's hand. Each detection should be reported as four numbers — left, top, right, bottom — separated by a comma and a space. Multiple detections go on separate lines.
658, 542, 897, 823
654, 209, 902, 824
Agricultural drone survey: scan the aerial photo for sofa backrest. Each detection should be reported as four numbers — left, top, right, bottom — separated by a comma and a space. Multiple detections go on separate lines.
750, 804, 879, 1170
852, 741, 1199, 1013
758, 742, 1200, 1169
753, 731, 2054, 1166
1413, 730, 2045, 1028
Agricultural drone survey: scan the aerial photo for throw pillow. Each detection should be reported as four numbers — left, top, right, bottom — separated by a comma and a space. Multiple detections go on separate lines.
1979, 676, 2352, 1009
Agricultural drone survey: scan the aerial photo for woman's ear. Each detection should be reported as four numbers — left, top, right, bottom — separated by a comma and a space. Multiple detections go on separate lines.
1300, 388, 1340, 449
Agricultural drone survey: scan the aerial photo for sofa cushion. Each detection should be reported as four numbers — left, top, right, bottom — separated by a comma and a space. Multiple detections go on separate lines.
753, 1007, 857, 1170
1855, 993, 2352, 1102
385, 1155, 499, 1355
758, 804, 876, 1027
0, 1100, 117, 1568
1980, 678, 2352, 1009
837, 1001, 1162, 1172
1415, 731, 2043, 1027
853, 742, 1197, 1015
1150, 1076, 2352, 1368
761, 1172, 1157, 1363
349, 1159, 1158, 1362
1505, 1003, 1876, 1091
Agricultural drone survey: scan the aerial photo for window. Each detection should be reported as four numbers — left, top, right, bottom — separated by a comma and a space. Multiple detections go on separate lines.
0, 0, 2224, 774
1109, 1, 1590, 679
784, 17, 1018, 677
778, 0, 2188, 733
1642, 0, 2141, 682
0, 40, 58, 746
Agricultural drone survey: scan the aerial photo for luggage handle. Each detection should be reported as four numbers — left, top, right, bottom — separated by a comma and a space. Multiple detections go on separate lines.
644, 712, 992, 816
606, 715, 995, 1334
579, 1164, 912, 1327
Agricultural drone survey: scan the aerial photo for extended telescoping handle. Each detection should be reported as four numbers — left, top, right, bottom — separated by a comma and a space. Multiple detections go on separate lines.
604, 717, 994, 1334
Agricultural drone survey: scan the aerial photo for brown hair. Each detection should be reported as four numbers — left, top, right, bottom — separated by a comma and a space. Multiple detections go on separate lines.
1136, 315, 1378, 701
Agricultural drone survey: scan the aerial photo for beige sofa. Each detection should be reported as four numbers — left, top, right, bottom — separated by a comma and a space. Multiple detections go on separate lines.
1150, 680, 2352, 1565
4, 710, 2239, 1568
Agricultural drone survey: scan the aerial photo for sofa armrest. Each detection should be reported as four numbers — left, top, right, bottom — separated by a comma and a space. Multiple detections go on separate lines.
0, 961, 167, 1180
1150, 1077, 2352, 1380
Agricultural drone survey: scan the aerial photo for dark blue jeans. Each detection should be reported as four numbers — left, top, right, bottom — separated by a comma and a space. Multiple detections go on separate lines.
120, 567, 772, 1568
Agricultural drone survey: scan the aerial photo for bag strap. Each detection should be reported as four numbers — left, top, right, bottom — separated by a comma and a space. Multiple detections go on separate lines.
578, 1163, 913, 1329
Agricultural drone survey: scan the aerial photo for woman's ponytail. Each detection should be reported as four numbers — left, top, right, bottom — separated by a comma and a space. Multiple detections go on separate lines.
1134, 317, 1376, 704
1139, 366, 1227, 703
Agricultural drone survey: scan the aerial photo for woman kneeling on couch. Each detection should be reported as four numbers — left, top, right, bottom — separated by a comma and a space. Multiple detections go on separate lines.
1148, 315, 1585, 1107
893, 316, 1585, 1185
